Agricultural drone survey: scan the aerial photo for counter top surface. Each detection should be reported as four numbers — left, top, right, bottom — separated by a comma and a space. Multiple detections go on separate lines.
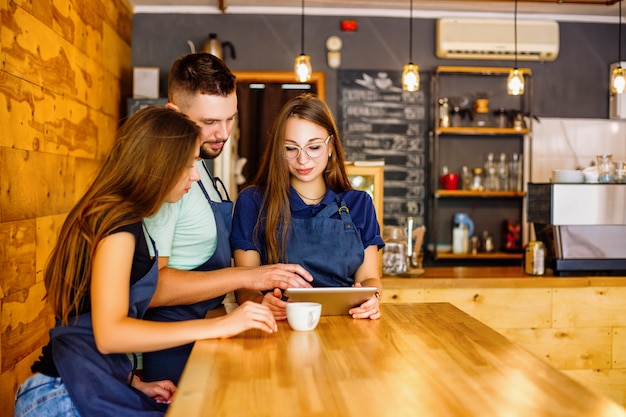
166, 303, 625, 417
382, 266, 626, 288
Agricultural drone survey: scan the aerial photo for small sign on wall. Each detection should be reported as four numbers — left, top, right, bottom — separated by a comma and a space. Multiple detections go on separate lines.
133, 67, 160, 99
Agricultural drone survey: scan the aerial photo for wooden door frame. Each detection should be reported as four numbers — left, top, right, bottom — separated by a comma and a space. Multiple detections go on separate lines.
214, 71, 326, 198
233, 71, 326, 101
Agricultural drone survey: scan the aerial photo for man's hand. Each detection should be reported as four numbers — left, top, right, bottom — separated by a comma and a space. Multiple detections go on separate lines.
245, 263, 313, 292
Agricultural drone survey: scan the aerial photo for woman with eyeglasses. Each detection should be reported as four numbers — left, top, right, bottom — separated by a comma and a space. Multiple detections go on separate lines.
231, 93, 384, 320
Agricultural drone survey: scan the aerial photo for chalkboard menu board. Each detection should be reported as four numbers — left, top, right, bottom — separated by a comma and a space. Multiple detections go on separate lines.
338, 70, 428, 228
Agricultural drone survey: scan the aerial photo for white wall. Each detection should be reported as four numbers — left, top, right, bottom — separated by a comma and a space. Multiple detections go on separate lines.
531, 118, 626, 183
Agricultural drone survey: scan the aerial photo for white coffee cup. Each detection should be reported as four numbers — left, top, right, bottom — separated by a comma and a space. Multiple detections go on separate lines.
286, 302, 322, 331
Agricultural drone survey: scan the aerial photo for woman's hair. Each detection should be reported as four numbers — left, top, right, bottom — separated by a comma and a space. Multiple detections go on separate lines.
168, 53, 236, 112
45, 106, 200, 324
251, 93, 352, 264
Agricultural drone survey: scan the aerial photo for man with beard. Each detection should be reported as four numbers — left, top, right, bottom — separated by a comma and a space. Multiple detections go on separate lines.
142, 53, 312, 385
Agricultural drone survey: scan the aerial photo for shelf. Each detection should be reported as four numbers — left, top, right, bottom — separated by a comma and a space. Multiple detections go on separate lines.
434, 252, 523, 260
430, 65, 532, 267
435, 190, 526, 198
436, 127, 530, 135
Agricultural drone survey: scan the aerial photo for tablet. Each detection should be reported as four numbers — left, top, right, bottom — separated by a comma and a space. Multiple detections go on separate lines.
283, 287, 378, 316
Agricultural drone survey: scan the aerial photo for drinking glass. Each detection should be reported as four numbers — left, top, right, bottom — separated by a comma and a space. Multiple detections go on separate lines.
596, 154, 615, 183
615, 161, 626, 184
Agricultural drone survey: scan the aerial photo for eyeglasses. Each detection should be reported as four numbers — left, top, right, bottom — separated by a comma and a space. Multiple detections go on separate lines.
284, 135, 331, 160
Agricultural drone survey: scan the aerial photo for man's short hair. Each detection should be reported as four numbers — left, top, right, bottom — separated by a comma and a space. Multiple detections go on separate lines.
168, 53, 236, 110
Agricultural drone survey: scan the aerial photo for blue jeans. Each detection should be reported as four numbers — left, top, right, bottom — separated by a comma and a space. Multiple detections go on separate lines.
14, 373, 81, 417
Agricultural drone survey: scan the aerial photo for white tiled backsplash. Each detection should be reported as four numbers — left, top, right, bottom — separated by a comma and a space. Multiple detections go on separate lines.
531, 117, 626, 183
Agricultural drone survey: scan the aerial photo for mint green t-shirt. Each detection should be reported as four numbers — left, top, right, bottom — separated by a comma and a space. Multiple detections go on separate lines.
144, 160, 220, 270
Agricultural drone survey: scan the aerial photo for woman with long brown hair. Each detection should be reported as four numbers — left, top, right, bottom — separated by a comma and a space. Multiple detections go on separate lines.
14, 106, 277, 417
232, 94, 384, 321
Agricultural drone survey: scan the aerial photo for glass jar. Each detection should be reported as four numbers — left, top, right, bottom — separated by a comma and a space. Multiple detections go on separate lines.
473, 98, 490, 127
596, 154, 615, 184
382, 226, 408, 275
471, 167, 484, 191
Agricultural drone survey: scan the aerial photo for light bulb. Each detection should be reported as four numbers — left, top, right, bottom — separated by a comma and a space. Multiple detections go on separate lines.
294, 54, 312, 82
402, 63, 420, 92
611, 66, 626, 94
507, 69, 525, 96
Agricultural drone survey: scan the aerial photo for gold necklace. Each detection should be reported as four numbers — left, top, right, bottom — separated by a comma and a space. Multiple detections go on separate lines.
294, 188, 326, 202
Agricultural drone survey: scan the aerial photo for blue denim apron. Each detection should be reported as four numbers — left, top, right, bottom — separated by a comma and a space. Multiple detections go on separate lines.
48, 226, 167, 416
141, 177, 232, 384
286, 199, 364, 287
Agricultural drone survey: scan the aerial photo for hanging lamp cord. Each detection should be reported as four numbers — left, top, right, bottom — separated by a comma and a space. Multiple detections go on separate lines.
300, 0, 305, 55
514, 0, 518, 69
619, 0, 622, 64
409, 0, 413, 62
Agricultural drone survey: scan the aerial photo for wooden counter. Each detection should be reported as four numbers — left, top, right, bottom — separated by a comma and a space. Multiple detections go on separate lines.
383, 266, 626, 288
166, 303, 625, 417
381, 267, 626, 407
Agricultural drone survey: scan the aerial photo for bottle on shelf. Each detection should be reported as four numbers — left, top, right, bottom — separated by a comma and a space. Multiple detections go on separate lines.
439, 98, 450, 128
452, 223, 469, 254
481, 230, 495, 253
484, 152, 498, 191
461, 165, 472, 190
497, 153, 509, 191
508, 153, 523, 192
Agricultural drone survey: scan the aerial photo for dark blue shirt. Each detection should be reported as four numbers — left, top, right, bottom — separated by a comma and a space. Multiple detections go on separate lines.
231, 186, 384, 264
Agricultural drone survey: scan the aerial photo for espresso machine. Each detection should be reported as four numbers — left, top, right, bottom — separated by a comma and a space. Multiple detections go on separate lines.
527, 183, 626, 275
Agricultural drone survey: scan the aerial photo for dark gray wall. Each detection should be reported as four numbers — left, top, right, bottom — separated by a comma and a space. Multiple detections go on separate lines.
132, 13, 620, 119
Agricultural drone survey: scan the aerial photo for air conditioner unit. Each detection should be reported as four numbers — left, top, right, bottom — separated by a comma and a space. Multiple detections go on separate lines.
436, 17, 559, 62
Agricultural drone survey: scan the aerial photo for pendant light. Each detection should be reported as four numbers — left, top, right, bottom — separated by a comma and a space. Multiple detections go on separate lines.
611, 0, 626, 94
294, 0, 312, 82
402, 0, 419, 92
507, 0, 525, 95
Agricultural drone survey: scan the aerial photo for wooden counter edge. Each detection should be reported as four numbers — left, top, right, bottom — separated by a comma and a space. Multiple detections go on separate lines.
382, 267, 626, 289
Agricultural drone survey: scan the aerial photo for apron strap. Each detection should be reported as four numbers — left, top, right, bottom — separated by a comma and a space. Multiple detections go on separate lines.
202, 160, 232, 202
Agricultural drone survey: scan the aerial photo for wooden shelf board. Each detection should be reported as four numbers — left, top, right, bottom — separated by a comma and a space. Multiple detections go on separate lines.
436, 127, 530, 135
435, 190, 526, 198
435, 252, 523, 260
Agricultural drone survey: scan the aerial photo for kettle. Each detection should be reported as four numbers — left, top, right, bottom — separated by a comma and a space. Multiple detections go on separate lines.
453, 213, 474, 237
452, 213, 474, 255
186, 33, 236, 61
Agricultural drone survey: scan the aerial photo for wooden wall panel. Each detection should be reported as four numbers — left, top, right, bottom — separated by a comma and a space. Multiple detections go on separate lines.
498, 327, 613, 370
35, 214, 66, 281
381, 289, 425, 304
552, 287, 626, 328
1, 280, 54, 373
0, 219, 36, 298
563, 369, 626, 407
423, 288, 553, 329
0, 74, 101, 157
0, 148, 77, 222
0, 0, 132, 414
614, 328, 626, 369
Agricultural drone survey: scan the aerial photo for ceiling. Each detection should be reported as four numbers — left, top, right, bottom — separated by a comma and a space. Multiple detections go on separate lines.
129, 0, 624, 21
